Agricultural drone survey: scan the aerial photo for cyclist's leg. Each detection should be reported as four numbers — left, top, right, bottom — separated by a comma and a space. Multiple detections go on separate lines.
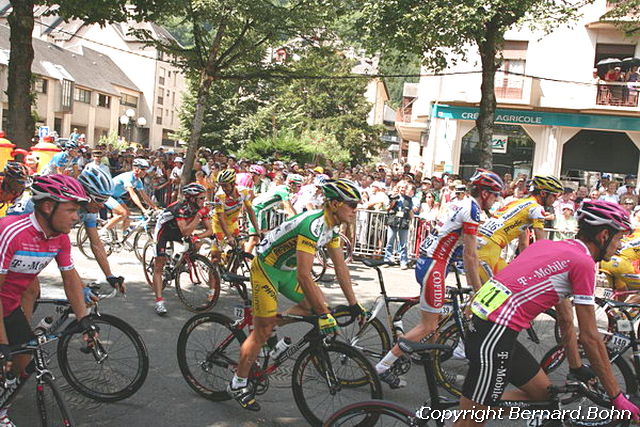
5, 307, 36, 375
501, 341, 550, 400
104, 198, 128, 230
244, 210, 266, 254
152, 229, 173, 313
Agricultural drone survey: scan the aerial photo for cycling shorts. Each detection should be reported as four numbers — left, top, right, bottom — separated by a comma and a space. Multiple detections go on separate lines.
477, 239, 508, 284
415, 256, 447, 313
247, 209, 269, 235
4, 308, 35, 346
462, 315, 539, 406
250, 257, 304, 317
156, 227, 182, 257
600, 256, 640, 290
105, 196, 126, 210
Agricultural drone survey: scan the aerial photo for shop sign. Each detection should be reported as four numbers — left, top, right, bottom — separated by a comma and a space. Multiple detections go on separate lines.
433, 104, 640, 132
492, 135, 508, 153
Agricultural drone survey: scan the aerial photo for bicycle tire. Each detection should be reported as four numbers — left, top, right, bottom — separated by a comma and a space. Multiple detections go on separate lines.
313, 248, 328, 282
142, 240, 156, 287
333, 309, 391, 361
176, 312, 246, 401
76, 223, 114, 260
57, 313, 149, 402
292, 340, 383, 426
174, 254, 220, 312
132, 228, 151, 262
323, 399, 418, 426
36, 373, 76, 426
431, 323, 467, 397
325, 234, 354, 268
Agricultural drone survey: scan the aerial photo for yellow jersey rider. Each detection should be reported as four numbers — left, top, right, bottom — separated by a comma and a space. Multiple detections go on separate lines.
477, 174, 563, 283
600, 228, 640, 292
0, 162, 31, 218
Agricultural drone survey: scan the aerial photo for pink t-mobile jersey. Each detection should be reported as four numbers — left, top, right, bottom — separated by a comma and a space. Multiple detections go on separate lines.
479, 239, 596, 331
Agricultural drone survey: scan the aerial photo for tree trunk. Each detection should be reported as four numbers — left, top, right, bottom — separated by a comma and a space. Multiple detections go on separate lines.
475, 26, 499, 170
7, 0, 35, 149
181, 73, 213, 185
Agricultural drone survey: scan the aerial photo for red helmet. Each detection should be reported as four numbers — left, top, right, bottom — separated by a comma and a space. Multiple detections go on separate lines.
469, 169, 504, 193
31, 174, 90, 203
577, 200, 631, 233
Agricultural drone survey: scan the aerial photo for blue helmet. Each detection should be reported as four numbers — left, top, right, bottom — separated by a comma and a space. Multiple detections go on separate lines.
78, 165, 113, 202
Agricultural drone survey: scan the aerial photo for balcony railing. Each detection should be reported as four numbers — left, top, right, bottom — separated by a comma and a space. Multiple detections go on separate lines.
596, 82, 639, 107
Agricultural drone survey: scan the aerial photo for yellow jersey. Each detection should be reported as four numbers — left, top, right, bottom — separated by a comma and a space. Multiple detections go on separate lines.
212, 187, 252, 235
617, 229, 640, 260
477, 197, 546, 248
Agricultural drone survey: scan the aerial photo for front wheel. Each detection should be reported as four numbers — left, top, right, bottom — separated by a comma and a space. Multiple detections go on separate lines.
334, 309, 391, 362
312, 248, 328, 282
177, 312, 246, 401
57, 313, 149, 402
132, 228, 151, 262
174, 254, 220, 312
324, 399, 417, 426
36, 373, 75, 426
292, 340, 383, 426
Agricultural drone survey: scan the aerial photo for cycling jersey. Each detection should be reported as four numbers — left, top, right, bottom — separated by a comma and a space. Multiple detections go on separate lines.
249, 185, 292, 233
111, 172, 144, 199
477, 197, 545, 248
212, 187, 252, 237
617, 229, 640, 260
471, 239, 596, 332
0, 213, 74, 315
252, 209, 339, 317
6, 196, 98, 228
42, 152, 78, 175
600, 229, 640, 290
155, 200, 198, 239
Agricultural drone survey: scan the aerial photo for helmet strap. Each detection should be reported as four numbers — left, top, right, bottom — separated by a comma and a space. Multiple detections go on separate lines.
39, 201, 63, 236
595, 228, 615, 262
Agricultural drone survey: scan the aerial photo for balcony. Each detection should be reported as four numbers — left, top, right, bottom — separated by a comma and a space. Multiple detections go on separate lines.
596, 82, 639, 107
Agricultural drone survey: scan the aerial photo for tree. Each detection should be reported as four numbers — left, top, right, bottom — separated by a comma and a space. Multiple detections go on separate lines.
138, 0, 339, 184
5, 0, 151, 147
359, 0, 583, 169
602, 0, 640, 35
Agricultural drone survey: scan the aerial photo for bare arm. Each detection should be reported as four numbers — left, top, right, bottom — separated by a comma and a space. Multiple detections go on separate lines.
86, 226, 113, 278
283, 200, 296, 218
462, 233, 482, 290
127, 187, 146, 212
575, 304, 620, 398
61, 269, 89, 320
326, 245, 357, 305
296, 250, 330, 315
140, 190, 158, 210
533, 227, 545, 242
554, 299, 582, 369
245, 204, 261, 234
176, 215, 206, 237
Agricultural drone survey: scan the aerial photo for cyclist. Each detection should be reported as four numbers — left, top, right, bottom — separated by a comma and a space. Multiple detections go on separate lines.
456, 200, 640, 426
0, 162, 31, 218
375, 169, 504, 388
210, 169, 261, 277
227, 178, 367, 411
41, 140, 80, 176
0, 174, 96, 427
477, 175, 563, 282
244, 173, 303, 254
152, 183, 213, 315
600, 227, 640, 297
103, 158, 157, 237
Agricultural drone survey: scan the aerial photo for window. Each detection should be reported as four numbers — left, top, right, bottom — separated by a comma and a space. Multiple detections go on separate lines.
97, 94, 110, 108
157, 96, 163, 105
121, 93, 138, 108
495, 41, 528, 99
595, 43, 636, 65
156, 107, 163, 125
172, 92, 175, 106
73, 87, 91, 104
159, 76, 165, 86
61, 79, 73, 110
157, 50, 164, 61
166, 90, 170, 97
33, 78, 48, 94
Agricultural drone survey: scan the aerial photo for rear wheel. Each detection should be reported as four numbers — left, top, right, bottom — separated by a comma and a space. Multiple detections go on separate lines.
77, 223, 114, 260
312, 248, 328, 281
174, 254, 219, 312
334, 309, 390, 362
324, 400, 416, 426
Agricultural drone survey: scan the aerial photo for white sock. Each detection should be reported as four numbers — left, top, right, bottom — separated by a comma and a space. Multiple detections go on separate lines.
231, 374, 247, 389
375, 352, 399, 374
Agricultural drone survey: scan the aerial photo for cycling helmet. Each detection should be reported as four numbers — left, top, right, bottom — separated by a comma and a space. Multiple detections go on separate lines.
217, 169, 236, 184
531, 175, 563, 194
286, 173, 304, 185
469, 169, 504, 193
577, 200, 631, 233
78, 166, 114, 202
65, 141, 78, 150
132, 158, 150, 169
322, 178, 362, 202
182, 183, 206, 196
3, 162, 30, 184
31, 174, 90, 203
249, 165, 266, 175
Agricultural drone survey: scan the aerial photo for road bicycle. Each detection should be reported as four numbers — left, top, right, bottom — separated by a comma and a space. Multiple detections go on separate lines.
76, 212, 157, 262
33, 282, 149, 402
142, 237, 219, 311
176, 271, 383, 426
313, 232, 354, 282
324, 338, 629, 427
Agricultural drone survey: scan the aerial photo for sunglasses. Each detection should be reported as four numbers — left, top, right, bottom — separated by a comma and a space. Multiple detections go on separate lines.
342, 201, 359, 209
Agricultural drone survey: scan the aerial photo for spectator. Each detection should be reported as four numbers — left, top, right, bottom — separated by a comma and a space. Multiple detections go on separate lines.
553, 187, 576, 218
553, 205, 578, 240
600, 180, 620, 203
384, 183, 413, 269
617, 175, 637, 196
574, 186, 588, 205
620, 194, 638, 214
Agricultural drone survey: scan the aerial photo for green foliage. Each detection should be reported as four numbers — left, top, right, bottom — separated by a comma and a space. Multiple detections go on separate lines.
602, 0, 640, 35
98, 130, 126, 150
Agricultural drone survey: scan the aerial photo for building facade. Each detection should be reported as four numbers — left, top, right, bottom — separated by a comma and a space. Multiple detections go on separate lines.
402, 0, 640, 185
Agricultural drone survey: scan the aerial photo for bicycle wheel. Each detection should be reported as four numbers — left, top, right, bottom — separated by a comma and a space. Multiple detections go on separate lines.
313, 248, 328, 282
76, 223, 114, 260
142, 240, 156, 286
177, 312, 246, 401
334, 309, 391, 361
324, 400, 417, 426
325, 234, 354, 268
36, 373, 75, 426
175, 254, 220, 312
57, 313, 149, 402
132, 228, 151, 262
292, 340, 383, 426
432, 323, 467, 397
520, 308, 561, 363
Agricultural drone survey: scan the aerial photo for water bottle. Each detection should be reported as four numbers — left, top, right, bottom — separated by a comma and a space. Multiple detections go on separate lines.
34, 316, 54, 335
269, 337, 292, 360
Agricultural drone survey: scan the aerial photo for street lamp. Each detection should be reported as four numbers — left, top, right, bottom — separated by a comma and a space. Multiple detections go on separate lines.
119, 111, 147, 146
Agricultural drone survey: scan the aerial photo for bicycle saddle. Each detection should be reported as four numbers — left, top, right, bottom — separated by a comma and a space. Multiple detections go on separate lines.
398, 338, 451, 354
221, 272, 250, 283
361, 259, 387, 268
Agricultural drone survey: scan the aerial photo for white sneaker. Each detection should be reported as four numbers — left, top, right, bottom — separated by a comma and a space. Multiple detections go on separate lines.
453, 339, 466, 360
155, 300, 167, 316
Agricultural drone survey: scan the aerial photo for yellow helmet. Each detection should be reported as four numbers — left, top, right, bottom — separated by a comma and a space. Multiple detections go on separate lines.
531, 175, 563, 194
217, 169, 236, 184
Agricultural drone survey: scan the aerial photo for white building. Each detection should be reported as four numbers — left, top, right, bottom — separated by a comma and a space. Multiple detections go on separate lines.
0, 2, 187, 148
402, 0, 640, 184
0, 24, 141, 145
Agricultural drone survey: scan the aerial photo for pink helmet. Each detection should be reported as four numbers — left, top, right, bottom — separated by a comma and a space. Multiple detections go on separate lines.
249, 165, 266, 175
577, 200, 631, 233
31, 174, 90, 203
